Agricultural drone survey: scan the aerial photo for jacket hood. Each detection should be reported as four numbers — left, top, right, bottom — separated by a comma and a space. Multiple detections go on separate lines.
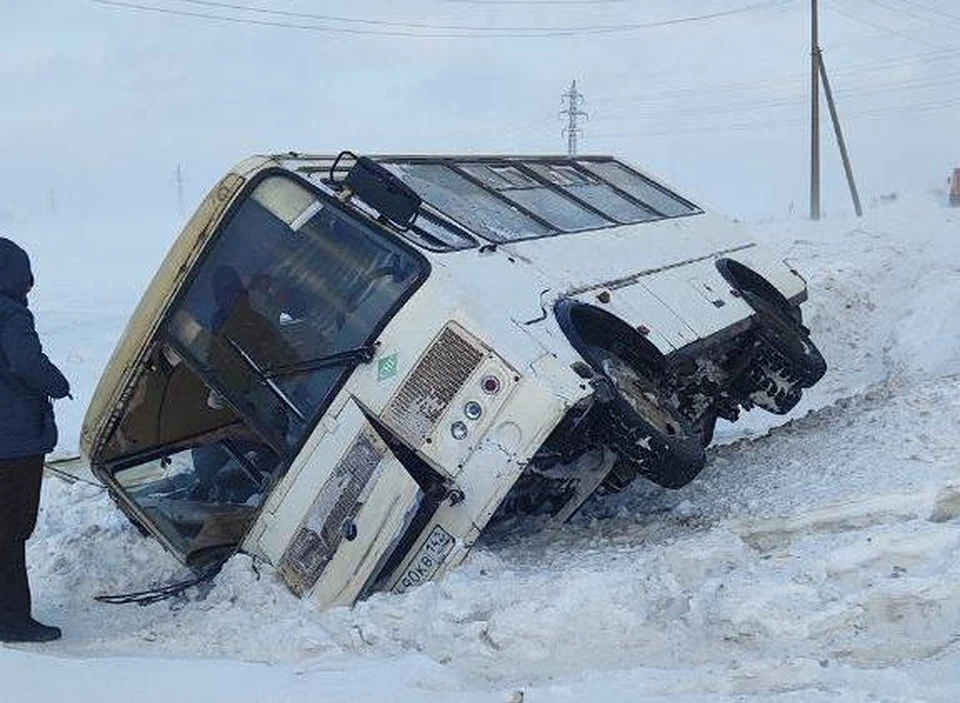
0, 238, 34, 304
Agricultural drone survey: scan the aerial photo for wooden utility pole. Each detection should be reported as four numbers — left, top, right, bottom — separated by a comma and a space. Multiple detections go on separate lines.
819, 53, 863, 217
809, 0, 862, 219
810, 0, 821, 220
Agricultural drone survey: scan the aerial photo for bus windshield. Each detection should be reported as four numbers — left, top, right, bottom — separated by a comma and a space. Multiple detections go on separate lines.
167, 174, 428, 454
99, 174, 427, 565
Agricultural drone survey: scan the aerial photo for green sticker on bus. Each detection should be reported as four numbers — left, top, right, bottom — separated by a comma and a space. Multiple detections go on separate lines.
377, 353, 398, 381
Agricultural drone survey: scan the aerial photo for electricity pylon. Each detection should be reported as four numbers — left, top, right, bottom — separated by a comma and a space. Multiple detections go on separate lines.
560, 80, 588, 156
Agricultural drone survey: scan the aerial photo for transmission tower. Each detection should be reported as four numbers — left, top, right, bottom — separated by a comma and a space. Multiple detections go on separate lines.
560, 80, 588, 156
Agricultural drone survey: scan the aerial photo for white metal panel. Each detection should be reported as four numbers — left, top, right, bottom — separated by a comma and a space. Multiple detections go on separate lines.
249, 399, 420, 605
309, 457, 420, 608
366, 320, 524, 480
491, 210, 754, 298
526, 351, 595, 405
387, 378, 567, 593
573, 283, 697, 352
726, 250, 808, 302
419, 344, 521, 479
639, 260, 755, 341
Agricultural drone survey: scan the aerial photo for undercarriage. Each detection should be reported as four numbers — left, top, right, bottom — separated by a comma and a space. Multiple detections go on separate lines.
492, 306, 825, 525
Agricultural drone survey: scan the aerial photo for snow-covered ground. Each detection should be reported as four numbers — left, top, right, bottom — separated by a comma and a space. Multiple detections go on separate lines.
7, 193, 960, 701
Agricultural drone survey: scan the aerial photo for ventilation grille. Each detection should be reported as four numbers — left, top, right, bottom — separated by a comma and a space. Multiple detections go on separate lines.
279, 430, 385, 596
382, 326, 484, 444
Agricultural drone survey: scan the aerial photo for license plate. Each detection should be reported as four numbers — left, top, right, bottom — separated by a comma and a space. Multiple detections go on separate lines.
392, 525, 455, 594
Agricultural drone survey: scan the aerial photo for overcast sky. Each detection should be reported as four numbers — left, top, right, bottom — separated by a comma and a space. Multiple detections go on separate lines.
2, 0, 957, 295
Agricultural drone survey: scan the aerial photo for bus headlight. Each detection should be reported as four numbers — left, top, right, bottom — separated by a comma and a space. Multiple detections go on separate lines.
450, 421, 468, 440
463, 401, 483, 421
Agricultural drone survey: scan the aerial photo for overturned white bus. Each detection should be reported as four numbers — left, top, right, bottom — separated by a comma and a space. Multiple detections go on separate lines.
82, 153, 826, 607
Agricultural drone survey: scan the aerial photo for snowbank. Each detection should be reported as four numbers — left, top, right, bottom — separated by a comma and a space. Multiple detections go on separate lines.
7, 193, 960, 701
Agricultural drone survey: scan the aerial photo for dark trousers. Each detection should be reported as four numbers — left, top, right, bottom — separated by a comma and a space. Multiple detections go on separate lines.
0, 456, 43, 622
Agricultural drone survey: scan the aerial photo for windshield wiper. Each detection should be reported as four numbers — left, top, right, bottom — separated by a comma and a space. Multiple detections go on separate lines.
223, 336, 307, 422
264, 344, 377, 379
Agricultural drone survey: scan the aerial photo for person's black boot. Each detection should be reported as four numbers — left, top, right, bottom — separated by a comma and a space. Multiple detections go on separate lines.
0, 617, 62, 643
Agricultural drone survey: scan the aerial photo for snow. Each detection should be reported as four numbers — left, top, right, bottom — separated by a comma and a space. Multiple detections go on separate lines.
6, 193, 960, 701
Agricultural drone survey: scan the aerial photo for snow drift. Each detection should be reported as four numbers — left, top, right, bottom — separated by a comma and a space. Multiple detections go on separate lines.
7, 193, 960, 702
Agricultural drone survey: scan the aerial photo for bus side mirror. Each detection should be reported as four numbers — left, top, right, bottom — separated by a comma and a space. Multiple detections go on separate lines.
335, 152, 422, 230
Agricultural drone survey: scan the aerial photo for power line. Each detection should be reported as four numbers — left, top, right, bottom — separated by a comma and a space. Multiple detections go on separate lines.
583, 45, 960, 137
89, 0, 793, 38
494, 61, 960, 144
484, 43, 960, 141
175, 0, 608, 31
892, 0, 960, 22
825, 3, 952, 49
862, 0, 960, 27
585, 65, 960, 124
435, 0, 637, 5
586, 92, 960, 139
589, 46, 960, 108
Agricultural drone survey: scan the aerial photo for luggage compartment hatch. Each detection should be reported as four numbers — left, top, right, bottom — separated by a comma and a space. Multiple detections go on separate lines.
259, 399, 422, 607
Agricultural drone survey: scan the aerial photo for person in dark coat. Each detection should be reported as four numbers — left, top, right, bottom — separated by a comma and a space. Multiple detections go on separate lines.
0, 237, 70, 642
